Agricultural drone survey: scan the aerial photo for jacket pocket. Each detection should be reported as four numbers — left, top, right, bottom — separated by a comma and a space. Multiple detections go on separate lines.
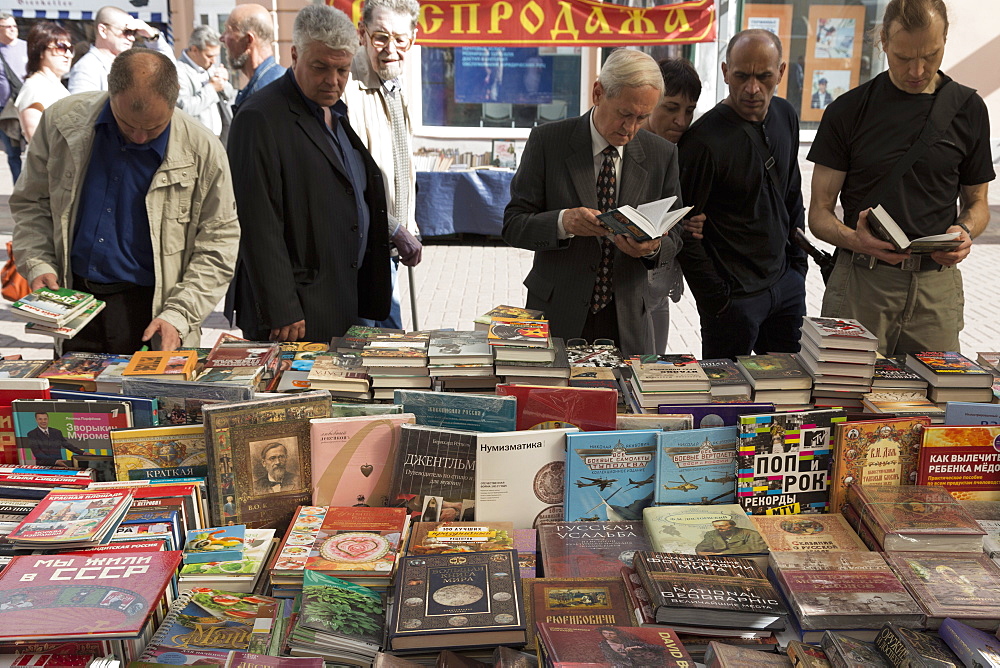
524, 270, 554, 303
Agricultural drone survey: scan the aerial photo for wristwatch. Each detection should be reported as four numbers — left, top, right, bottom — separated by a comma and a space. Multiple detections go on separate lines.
956, 221, 971, 237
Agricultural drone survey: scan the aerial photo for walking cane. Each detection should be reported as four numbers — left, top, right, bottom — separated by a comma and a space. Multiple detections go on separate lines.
408, 265, 419, 331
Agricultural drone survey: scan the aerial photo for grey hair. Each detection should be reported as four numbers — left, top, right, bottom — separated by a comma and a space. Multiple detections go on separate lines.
362, 0, 420, 31
598, 48, 664, 99
188, 24, 220, 49
0, 13, 13, 22
293, 5, 357, 56
95, 6, 129, 29
109, 47, 180, 108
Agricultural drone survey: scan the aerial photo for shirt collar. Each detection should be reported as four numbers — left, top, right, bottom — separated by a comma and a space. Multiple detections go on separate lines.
589, 109, 622, 160
95, 99, 170, 160
289, 68, 349, 123
179, 49, 205, 73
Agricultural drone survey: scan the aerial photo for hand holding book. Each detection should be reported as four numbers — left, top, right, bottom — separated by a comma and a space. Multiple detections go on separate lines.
929, 222, 973, 267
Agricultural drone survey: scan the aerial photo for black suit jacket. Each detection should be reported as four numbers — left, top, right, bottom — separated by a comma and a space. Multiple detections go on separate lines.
227, 70, 391, 342
502, 112, 683, 355
24, 426, 84, 465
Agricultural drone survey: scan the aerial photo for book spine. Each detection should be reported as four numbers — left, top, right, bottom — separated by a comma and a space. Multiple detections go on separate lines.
873, 626, 922, 668
137, 590, 195, 660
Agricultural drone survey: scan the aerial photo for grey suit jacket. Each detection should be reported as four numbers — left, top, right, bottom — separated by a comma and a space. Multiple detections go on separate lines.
502, 111, 683, 355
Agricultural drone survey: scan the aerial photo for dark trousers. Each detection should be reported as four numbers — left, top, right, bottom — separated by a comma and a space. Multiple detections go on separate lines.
699, 266, 806, 360
0, 132, 20, 183
580, 298, 621, 347
64, 275, 155, 355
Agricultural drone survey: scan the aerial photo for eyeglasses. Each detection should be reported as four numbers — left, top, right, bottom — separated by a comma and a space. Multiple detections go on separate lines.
0, 23, 17, 30
103, 24, 137, 39
48, 42, 72, 54
364, 27, 413, 52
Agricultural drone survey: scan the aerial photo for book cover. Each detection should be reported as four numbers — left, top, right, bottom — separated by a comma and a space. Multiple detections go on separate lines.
408, 521, 515, 556
11, 287, 94, 325
873, 623, 961, 667
705, 642, 793, 667
487, 317, 550, 347
122, 351, 198, 381
309, 413, 416, 508
565, 342, 626, 368
821, 631, 891, 668
535, 623, 693, 667
944, 401, 1000, 425
475, 428, 576, 529
0, 550, 180, 640
642, 504, 768, 557
389, 551, 524, 649
51, 390, 156, 429
7, 488, 132, 544
140, 591, 264, 660
303, 506, 409, 578
735, 353, 812, 390
801, 317, 879, 350
120, 377, 253, 426
917, 425, 1000, 501
861, 392, 944, 421
630, 354, 711, 392
389, 424, 477, 521
295, 569, 383, 646
427, 331, 493, 364
179, 528, 274, 578
109, 424, 207, 481
938, 617, 1000, 668
829, 417, 929, 511
496, 384, 618, 432
906, 352, 993, 387
521, 576, 634, 648
204, 341, 280, 370
655, 426, 738, 505
394, 390, 517, 432
885, 552, 1000, 629
332, 325, 404, 353
699, 358, 753, 396
847, 484, 985, 546
473, 305, 544, 329
0, 360, 49, 378
537, 520, 652, 577
737, 409, 847, 515
873, 356, 927, 388
183, 525, 246, 564
564, 430, 658, 522
770, 551, 922, 630
786, 640, 832, 668
202, 390, 331, 529
306, 353, 367, 388
657, 403, 775, 428
751, 513, 868, 551
39, 352, 123, 384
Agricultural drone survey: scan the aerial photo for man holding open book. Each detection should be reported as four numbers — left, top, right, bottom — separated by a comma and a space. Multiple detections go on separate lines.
807, 0, 994, 355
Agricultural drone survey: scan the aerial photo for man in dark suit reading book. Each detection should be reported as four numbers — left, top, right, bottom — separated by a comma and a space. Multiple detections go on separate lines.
808, 0, 994, 355
24, 412, 87, 467
502, 49, 684, 356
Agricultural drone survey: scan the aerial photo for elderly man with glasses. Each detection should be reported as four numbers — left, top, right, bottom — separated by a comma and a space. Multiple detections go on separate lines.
68, 5, 172, 94
343, 0, 422, 330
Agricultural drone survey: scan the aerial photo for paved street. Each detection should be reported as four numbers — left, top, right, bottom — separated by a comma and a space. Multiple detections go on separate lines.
0, 148, 998, 359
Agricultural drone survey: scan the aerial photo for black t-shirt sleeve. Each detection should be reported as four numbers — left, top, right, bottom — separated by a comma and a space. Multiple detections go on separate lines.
806, 94, 855, 172
959, 93, 995, 186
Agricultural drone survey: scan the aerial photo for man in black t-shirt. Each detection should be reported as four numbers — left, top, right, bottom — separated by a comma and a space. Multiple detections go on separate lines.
807, 0, 993, 356
677, 29, 807, 360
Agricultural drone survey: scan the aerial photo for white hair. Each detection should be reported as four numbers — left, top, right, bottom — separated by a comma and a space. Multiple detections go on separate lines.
598, 48, 665, 98
293, 5, 357, 56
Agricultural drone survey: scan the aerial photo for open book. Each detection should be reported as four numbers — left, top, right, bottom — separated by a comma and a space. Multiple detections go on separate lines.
596, 195, 693, 242
867, 204, 962, 253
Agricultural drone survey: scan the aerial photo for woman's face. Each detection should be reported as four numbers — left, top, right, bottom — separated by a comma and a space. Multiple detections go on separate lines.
43, 39, 72, 78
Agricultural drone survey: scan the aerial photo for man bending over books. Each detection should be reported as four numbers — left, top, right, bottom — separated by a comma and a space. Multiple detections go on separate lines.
807, 0, 993, 355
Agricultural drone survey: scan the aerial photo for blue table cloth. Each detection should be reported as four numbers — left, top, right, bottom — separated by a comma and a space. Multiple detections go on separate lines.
415, 170, 515, 237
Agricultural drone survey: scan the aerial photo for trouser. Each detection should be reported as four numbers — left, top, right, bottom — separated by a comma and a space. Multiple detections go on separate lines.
698, 265, 807, 360
64, 275, 155, 355
359, 256, 402, 329
820, 251, 963, 356
644, 264, 673, 354
0, 131, 21, 183
580, 297, 621, 346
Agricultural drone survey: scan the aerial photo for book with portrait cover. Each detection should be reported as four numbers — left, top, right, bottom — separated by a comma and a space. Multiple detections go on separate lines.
109, 424, 207, 482
537, 520, 652, 578
535, 623, 693, 667
309, 413, 416, 509
885, 552, 1000, 630
737, 409, 847, 515
0, 550, 181, 641
202, 390, 331, 529
388, 550, 525, 651
751, 513, 867, 552
829, 417, 930, 512
521, 576, 634, 648
388, 424, 478, 522
655, 426, 738, 505
563, 429, 658, 522
769, 551, 922, 631
873, 623, 961, 668
917, 425, 1000, 501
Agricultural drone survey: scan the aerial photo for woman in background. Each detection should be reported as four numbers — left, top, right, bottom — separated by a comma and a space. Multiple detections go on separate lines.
16, 21, 72, 143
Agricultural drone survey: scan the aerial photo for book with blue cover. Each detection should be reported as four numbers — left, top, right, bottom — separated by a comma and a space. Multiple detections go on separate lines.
655, 426, 738, 505
939, 617, 1000, 667
394, 389, 516, 432
564, 430, 658, 522
944, 401, 1000, 426
657, 402, 774, 428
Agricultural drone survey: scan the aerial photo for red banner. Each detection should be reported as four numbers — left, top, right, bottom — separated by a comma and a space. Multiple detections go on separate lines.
330, 0, 716, 46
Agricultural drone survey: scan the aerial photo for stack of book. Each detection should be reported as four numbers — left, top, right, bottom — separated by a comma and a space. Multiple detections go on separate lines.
736, 353, 813, 410
905, 351, 995, 406
861, 389, 945, 422
10, 287, 105, 339
697, 358, 752, 401
797, 317, 878, 410
426, 331, 496, 389
625, 354, 712, 410
488, 317, 559, 383
6, 488, 134, 550
306, 352, 371, 400
495, 336, 569, 387
197, 338, 281, 387
472, 304, 543, 332
179, 528, 277, 592
38, 352, 125, 391
362, 333, 431, 400
872, 355, 929, 394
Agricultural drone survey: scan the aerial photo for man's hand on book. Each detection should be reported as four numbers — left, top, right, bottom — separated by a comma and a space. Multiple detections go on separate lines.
563, 207, 608, 237
930, 224, 973, 266
682, 213, 706, 240
29, 274, 59, 291
270, 320, 306, 343
142, 318, 180, 351
613, 234, 659, 259
853, 208, 908, 264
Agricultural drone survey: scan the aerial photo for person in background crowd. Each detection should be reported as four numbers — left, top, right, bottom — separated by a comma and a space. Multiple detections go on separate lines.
228, 5, 391, 343
15, 22, 71, 143
68, 5, 172, 93
502, 48, 684, 356
177, 25, 234, 143
677, 29, 807, 360
0, 13, 27, 180
811, 77, 833, 109
808, 0, 993, 356
640, 57, 704, 354
343, 0, 423, 330
222, 3, 285, 111
11, 49, 240, 354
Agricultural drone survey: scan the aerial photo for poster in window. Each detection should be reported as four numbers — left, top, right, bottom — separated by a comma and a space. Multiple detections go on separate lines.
741, 4, 793, 101
802, 5, 865, 122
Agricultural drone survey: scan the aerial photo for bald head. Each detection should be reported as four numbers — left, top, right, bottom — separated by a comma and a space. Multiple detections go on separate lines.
726, 28, 783, 62
95, 6, 135, 54
109, 48, 179, 108
222, 3, 275, 75
227, 3, 274, 42
95, 5, 129, 28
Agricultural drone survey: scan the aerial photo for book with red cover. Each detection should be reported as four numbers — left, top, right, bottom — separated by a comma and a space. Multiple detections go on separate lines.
521, 576, 635, 648
302, 506, 410, 582
7, 488, 133, 547
487, 318, 550, 347
0, 550, 181, 640
538, 520, 652, 577
535, 623, 693, 667
917, 425, 1000, 501
495, 384, 617, 431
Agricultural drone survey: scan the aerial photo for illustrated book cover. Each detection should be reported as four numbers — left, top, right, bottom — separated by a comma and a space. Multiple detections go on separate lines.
642, 504, 768, 561
535, 622, 693, 667
655, 426, 738, 505
388, 424, 477, 521
873, 623, 961, 668
563, 429, 658, 522
302, 506, 409, 580
917, 425, 1000, 501
109, 424, 207, 482
408, 521, 515, 556
750, 513, 868, 552
885, 552, 1000, 629
521, 576, 634, 648
537, 520, 652, 578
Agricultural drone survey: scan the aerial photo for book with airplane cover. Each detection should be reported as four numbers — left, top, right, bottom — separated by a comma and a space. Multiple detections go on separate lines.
487, 317, 550, 348
873, 623, 962, 668
801, 317, 880, 352
769, 551, 923, 631
537, 520, 651, 577
595, 195, 692, 242
751, 513, 868, 552
473, 305, 544, 331
110, 424, 207, 482
917, 425, 1000, 501
905, 352, 993, 388
867, 204, 962, 253
496, 384, 618, 432
564, 429, 658, 522
642, 504, 768, 562
535, 623, 693, 668
394, 389, 516, 432
521, 576, 634, 648
630, 354, 711, 392
122, 351, 198, 381
938, 617, 1000, 668
10, 287, 95, 326
388, 424, 477, 521
655, 426, 738, 505
24, 300, 105, 339
885, 552, 1000, 629
735, 353, 812, 390
829, 417, 930, 512
736, 409, 847, 515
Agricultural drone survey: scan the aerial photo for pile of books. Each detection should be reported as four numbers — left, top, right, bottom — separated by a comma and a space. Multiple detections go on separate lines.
426, 330, 497, 392
797, 316, 878, 410
363, 332, 431, 399
736, 353, 813, 410
11, 287, 105, 339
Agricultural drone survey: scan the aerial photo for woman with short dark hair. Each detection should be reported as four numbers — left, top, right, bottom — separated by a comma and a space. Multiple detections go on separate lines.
15, 21, 71, 142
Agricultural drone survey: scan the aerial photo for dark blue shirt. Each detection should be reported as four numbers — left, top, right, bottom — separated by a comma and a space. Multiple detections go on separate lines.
233, 55, 286, 111
71, 100, 170, 286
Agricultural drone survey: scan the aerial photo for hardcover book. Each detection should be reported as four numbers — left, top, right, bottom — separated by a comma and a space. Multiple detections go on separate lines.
735, 353, 812, 390
655, 426, 738, 505
751, 513, 867, 551
202, 390, 331, 529
769, 551, 922, 630
427, 331, 493, 365
183, 525, 246, 564
39, 352, 123, 389
821, 631, 891, 668
873, 623, 961, 667
705, 642, 793, 667
905, 352, 993, 388
521, 576, 634, 647
565, 341, 626, 368
332, 325, 404, 353
537, 520, 652, 577
389, 424, 477, 521
0, 359, 50, 378
657, 403, 775, 428
388, 550, 525, 651
394, 390, 516, 432
917, 425, 1000, 501
801, 317, 880, 351
829, 417, 929, 511
306, 353, 368, 392
944, 401, 1000, 425
885, 552, 1000, 629
51, 390, 156, 429
737, 409, 847, 515
109, 424, 207, 482
475, 427, 576, 529
698, 358, 753, 397
487, 317, 550, 347
535, 623, 693, 667
120, 377, 253, 425
473, 305, 544, 331
309, 413, 416, 508
564, 429, 658, 522
7, 488, 133, 547
642, 504, 768, 560
302, 506, 409, 581
495, 384, 618, 432
122, 351, 198, 381
630, 354, 711, 392
408, 521, 515, 556
872, 356, 927, 389
291, 569, 384, 657
938, 617, 1000, 668
861, 391, 944, 421
786, 640, 832, 668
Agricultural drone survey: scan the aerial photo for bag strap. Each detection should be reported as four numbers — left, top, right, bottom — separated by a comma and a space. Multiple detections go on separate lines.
740, 121, 781, 192
0, 47, 22, 98
858, 79, 976, 212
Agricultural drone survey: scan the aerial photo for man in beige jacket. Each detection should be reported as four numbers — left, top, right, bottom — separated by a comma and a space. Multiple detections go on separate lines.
11, 48, 239, 353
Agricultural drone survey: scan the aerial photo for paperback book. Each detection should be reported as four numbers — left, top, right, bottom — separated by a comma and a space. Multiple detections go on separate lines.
10, 287, 95, 326
654, 426, 738, 505
595, 195, 692, 242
